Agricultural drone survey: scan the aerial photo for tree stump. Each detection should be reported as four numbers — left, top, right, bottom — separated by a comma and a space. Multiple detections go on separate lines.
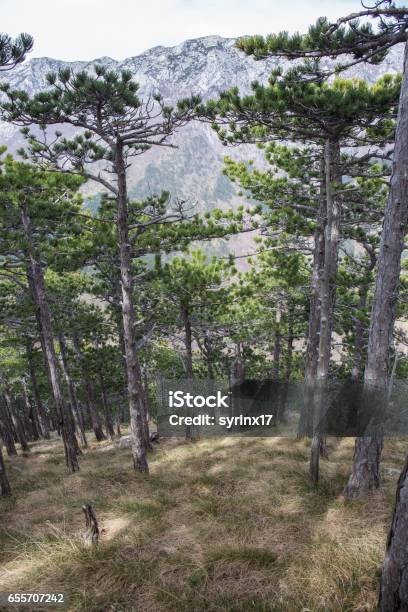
82, 504, 99, 546
150, 431, 159, 444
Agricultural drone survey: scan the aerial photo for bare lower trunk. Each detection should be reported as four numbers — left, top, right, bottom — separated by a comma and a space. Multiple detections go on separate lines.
85, 382, 106, 441
305, 161, 327, 383
116, 143, 148, 472
351, 243, 376, 382
344, 435, 383, 499
23, 385, 39, 441
21, 202, 79, 472
0, 396, 17, 456
71, 336, 105, 442
345, 43, 408, 500
59, 334, 88, 448
203, 334, 214, 378
351, 286, 369, 381
379, 454, 408, 610
182, 304, 197, 440
299, 160, 327, 440
99, 375, 115, 440
116, 418, 122, 437
310, 435, 320, 485
141, 370, 152, 450
310, 138, 341, 484
272, 323, 281, 380
26, 268, 57, 425
279, 303, 295, 421
0, 445, 11, 496
6, 393, 29, 452
26, 341, 50, 438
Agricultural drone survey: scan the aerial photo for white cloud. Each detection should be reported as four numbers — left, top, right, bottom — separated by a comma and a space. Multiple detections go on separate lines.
2, 0, 362, 61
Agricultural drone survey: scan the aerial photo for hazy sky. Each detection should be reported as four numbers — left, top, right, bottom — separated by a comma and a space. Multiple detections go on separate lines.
3, 0, 369, 61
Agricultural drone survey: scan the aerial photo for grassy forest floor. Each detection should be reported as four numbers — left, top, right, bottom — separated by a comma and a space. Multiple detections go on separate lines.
0, 433, 405, 612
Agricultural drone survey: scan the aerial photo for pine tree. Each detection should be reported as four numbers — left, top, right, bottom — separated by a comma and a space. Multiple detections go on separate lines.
0, 156, 84, 472
205, 73, 398, 482
0, 66, 200, 472
0, 32, 33, 71
232, 5, 408, 604
234, 0, 408, 502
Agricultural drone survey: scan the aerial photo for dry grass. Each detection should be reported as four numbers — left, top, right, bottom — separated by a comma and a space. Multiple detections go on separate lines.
0, 433, 405, 611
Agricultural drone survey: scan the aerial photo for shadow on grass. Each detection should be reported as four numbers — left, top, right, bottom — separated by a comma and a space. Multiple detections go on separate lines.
0, 434, 395, 611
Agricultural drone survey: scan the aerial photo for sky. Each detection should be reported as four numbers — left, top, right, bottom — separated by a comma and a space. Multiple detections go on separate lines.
2, 0, 376, 62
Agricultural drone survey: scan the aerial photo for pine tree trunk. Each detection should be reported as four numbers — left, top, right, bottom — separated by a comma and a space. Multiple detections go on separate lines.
299, 160, 327, 440
86, 382, 106, 441
305, 156, 327, 383
0, 396, 17, 456
59, 334, 88, 448
71, 336, 106, 442
20, 202, 79, 472
6, 393, 29, 452
272, 326, 281, 380
21, 392, 32, 442
351, 286, 369, 381
99, 374, 115, 440
117, 320, 128, 430
0, 445, 11, 496
115, 143, 148, 472
182, 305, 194, 380
22, 385, 39, 441
141, 370, 152, 450
26, 269, 57, 424
182, 304, 197, 440
272, 308, 282, 424
344, 42, 408, 500
310, 138, 341, 484
26, 341, 50, 438
379, 453, 408, 611
280, 302, 295, 421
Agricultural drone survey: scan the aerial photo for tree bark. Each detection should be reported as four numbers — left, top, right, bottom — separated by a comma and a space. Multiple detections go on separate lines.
26, 268, 57, 425
351, 242, 376, 382
182, 304, 194, 380
272, 323, 281, 380
299, 159, 326, 440
71, 336, 106, 442
21, 201, 79, 472
345, 42, 408, 500
86, 382, 106, 441
99, 374, 115, 440
305, 156, 327, 383
0, 445, 11, 496
0, 396, 17, 456
310, 138, 341, 484
279, 301, 295, 421
379, 453, 408, 611
182, 304, 197, 440
26, 341, 50, 438
5, 393, 29, 452
351, 285, 369, 381
82, 504, 99, 546
115, 142, 148, 472
23, 385, 39, 441
141, 370, 153, 450
59, 334, 88, 448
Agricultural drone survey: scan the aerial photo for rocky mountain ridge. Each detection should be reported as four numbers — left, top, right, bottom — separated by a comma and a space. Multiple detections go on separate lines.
0, 36, 404, 228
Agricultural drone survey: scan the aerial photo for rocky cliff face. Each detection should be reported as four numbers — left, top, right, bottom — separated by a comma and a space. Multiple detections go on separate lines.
0, 36, 404, 216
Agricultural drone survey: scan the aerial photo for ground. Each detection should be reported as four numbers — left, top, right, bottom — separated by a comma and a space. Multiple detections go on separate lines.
0, 433, 405, 612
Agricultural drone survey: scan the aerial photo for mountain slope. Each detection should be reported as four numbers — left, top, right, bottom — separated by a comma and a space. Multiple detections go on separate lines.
0, 36, 404, 216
